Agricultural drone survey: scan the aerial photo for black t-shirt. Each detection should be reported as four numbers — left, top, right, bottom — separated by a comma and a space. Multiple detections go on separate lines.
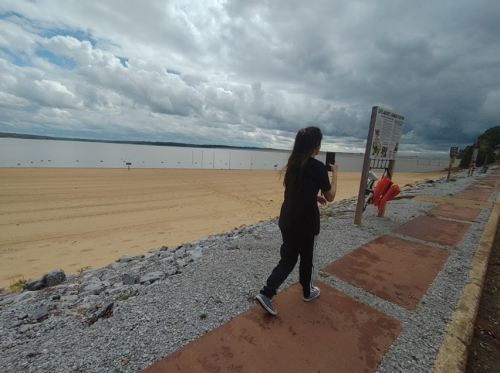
278, 157, 332, 236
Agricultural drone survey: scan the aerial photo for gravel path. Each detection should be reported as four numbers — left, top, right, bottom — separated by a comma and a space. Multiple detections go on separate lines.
0, 169, 494, 373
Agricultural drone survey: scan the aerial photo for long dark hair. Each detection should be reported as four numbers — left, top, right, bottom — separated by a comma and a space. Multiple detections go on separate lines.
283, 126, 323, 192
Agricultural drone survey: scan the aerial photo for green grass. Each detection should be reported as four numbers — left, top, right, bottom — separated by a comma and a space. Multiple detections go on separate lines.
9, 278, 27, 292
77, 266, 92, 274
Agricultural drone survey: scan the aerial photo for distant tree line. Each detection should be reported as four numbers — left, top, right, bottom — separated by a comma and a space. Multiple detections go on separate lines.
459, 126, 500, 168
0, 132, 273, 151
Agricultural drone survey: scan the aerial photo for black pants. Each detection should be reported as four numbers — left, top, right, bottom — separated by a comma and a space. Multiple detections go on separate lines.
260, 232, 318, 299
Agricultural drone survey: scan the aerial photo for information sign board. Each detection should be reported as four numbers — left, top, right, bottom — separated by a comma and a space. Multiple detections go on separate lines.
369, 107, 405, 160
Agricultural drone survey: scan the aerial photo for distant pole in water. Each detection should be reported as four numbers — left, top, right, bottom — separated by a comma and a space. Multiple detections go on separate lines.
126, 162, 132, 170
251, 155, 253, 170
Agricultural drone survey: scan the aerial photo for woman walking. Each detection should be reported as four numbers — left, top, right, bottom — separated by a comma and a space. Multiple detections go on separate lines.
256, 126, 338, 315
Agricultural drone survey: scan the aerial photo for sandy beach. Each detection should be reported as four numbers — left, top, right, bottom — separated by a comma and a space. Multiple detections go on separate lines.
0, 167, 448, 288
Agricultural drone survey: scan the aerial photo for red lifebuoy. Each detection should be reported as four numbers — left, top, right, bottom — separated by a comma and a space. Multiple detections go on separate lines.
371, 176, 392, 206
378, 184, 401, 213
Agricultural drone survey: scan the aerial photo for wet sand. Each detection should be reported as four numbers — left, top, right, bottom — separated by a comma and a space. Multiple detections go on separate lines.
0, 167, 448, 288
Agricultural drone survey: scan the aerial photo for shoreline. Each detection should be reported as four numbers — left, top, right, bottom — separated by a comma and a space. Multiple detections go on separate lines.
0, 167, 450, 289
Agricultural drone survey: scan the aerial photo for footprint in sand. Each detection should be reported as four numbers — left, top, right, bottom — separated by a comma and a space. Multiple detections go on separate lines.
81, 248, 94, 252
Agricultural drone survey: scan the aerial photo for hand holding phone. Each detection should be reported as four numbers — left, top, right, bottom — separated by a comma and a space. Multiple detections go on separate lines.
325, 152, 336, 172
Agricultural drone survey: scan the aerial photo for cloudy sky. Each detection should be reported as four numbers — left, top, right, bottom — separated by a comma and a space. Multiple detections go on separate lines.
0, 0, 499, 157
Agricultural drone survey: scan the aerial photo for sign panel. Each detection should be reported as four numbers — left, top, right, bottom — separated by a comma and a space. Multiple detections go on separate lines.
471, 147, 479, 162
370, 107, 405, 160
449, 147, 458, 157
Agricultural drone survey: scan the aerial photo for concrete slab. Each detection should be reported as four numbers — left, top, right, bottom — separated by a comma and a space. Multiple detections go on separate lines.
323, 235, 450, 310
414, 195, 492, 209
428, 204, 482, 222
141, 282, 402, 373
393, 215, 471, 246
452, 186, 493, 202
477, 175, 500, 188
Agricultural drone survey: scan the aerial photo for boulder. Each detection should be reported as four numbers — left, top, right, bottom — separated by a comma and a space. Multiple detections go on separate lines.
23, 279, 44, 291
29, 305, 49, 321
139, 271, 164, 284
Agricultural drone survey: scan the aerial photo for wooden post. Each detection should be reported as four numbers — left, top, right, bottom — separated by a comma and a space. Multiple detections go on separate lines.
354, 107, 378, 225
377, 159, 395, 218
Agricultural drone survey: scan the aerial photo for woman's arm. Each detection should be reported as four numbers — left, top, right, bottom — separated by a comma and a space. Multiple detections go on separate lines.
323, 163, 338, 202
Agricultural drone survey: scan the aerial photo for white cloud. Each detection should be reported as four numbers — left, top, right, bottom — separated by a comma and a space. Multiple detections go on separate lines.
0, 91, 29, 106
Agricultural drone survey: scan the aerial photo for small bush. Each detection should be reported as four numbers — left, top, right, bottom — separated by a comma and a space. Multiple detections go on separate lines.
9, 278, 27, 292
77, 266, 92, 274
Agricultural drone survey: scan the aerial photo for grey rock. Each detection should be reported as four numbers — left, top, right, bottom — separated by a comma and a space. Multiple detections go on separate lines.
165, 246, 180, 255
160, 256, 174, 265
19, 324, 32, 334
87, 302, 114, 325
118, 255, 133, 263
176, 258, 187, 268
163, 266, 177, 276
60, 295, 78, 305
174, 248, 186, 258
29, 305, 49, 321
79, 283, 102, 297
159, 245, 169, 251
26, 350, 40, 358
11, 320, 24, 328
107, 262, 122, 270
42, 269, 66, 287
139, 271, 164, 284
23, 279, 44, 291
0, 293, 18, 306
0, 291, 33, 306
191, 247, 203, 261
122, 274, 136, 285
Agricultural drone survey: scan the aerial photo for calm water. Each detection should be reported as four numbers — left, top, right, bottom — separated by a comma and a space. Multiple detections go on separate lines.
0, 138, 448, 173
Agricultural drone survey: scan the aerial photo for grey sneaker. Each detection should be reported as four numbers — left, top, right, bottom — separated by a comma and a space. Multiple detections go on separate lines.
256, 293, 277, 315
303, 286, 320, 302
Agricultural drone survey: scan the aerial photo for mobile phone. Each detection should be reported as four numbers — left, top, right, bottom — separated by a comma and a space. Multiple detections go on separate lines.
325, 152, 336, 171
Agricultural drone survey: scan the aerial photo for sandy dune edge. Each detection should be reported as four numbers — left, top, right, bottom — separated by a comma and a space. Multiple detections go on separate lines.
0, 167, 447, 288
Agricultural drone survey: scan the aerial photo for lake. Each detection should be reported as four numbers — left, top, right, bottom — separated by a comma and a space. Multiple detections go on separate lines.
0, 138, 449, 173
